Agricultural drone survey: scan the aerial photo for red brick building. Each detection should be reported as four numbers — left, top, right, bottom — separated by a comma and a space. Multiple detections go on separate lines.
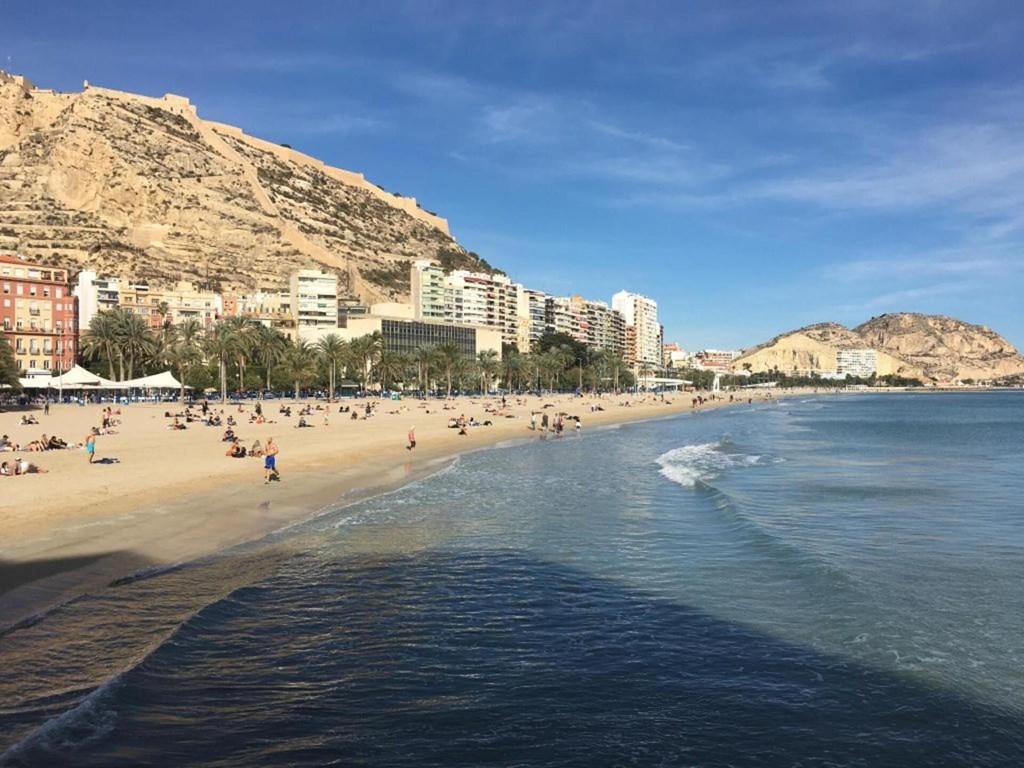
0, 254, 78, 373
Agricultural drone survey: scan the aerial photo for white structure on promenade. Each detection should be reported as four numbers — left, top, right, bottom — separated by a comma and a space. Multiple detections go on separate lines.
612, 290, 661, 371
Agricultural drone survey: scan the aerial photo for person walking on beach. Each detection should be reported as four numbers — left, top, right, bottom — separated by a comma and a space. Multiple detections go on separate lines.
264, 437, 279, 483
407, 426, 416, 451
85, 433, 95, 464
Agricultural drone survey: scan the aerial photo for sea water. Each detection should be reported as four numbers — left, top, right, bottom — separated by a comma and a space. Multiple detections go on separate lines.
2, 393, 1023, 766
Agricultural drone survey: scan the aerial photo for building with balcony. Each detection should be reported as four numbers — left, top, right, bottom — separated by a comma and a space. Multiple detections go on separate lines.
118, 280, 221, 330
289, 269, 338, 330
836, 349, 878, 378
410, 261, 447, 322
73, 270, 121, 331
0, 254, 77, 373
612, 290, 660, 371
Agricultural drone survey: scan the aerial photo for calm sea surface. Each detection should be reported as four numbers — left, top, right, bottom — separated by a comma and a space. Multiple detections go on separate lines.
2, 392, 1023, 766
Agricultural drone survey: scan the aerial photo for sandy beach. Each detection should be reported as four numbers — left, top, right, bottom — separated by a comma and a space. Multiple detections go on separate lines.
0, 390, 784, 630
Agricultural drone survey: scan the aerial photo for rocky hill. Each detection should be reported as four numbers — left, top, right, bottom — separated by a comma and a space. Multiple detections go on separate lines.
0, 71, 496, 301
855, 314, 1024, 382
733, 314, 1024, 383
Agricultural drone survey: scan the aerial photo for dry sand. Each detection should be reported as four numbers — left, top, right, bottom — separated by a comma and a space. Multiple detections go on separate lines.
0, 390, 783, 629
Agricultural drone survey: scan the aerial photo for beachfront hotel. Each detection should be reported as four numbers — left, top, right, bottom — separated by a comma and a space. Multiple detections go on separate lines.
0, 253, 78, 374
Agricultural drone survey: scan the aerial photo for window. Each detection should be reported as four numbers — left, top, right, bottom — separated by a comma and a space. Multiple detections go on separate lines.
16, 285, 23, 296
43, 287, 50, 297
56, 288, 63, 298
29, 286, 36, 297
2, 283, 8, 294
43, 360, 50, 370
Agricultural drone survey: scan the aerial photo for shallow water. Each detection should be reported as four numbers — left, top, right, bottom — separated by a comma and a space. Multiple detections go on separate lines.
2, 393, 1024, 766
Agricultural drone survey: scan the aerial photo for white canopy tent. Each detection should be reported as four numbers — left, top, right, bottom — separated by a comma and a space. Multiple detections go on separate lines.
13, 366, 185, 391
119, 370, 185, 390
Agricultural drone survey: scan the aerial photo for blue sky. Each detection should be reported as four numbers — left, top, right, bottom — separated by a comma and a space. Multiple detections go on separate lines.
4, 1, 1024, 350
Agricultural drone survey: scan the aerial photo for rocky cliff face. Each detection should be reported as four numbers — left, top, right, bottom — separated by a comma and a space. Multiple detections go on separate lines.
733, 314, 1024, 383
0, 72, 494, 300
854, 314, 1024, 382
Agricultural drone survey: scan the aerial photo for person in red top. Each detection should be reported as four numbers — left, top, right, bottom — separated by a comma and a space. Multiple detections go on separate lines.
407, 427, 416, 451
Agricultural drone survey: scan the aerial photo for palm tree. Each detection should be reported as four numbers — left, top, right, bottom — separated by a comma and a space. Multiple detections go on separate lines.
116, 310, 156, 380
607, 350, 627, 392
223, 316, 256, 393
477, 349, 500, 395
412, 344, 437, 395
80, 310, 121, 381
502, 349, 525, 392
163, 318, 204, 404
373, 349, 408, 392
539, 349, 564, 392
316, 333, 347, 400
435, 342, 462, 396
282, 339, 320, 400
252, 324, 289, 392
451, 354, 475, 393
205, 321, 245, 403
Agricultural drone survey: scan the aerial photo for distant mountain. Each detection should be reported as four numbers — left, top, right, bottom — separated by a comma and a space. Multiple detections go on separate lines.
733, 314, 1024, 383
0, 71, 497, 301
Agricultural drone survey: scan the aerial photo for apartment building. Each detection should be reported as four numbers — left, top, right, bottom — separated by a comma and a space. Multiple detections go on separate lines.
836, 349, 878, 377
0, 254, 77, 372
118, 280, 221, 330
612, 290, 660, 370
572, 296, 626, 354
73, 270, 121, 331
289, 269, 338, 330
410, 261, 446, 322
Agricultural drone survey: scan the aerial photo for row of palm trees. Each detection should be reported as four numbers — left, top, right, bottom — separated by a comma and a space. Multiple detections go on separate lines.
79, 309, 635, 403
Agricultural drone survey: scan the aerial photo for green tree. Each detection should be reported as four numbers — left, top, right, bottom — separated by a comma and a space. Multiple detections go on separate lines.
476, 348, 500, 394
163, 318, 204, 404
316, 333, 347, 400
205, 321, 246, 403
252, 324, 289, 392
0, 332, 21, 391
115, 309, 156, 380
373, 349, 408, 391
412, 344, 438, 394
435, 341, 462, 396
502, 349, 525, 392
80, 310, 121, 381
223, 316, 256, 393
282, 339, 320, 400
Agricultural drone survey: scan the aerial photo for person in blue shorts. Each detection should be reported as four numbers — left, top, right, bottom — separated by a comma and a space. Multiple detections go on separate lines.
264, 437, 279, 483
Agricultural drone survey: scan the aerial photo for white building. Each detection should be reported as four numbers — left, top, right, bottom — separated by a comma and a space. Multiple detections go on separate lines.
837, 349, 878, 377
72, 270, 120, 331
288, 269, 338, 330
410, 261, 446, 322
612, 290, 660, 370
515, 287, 548, 351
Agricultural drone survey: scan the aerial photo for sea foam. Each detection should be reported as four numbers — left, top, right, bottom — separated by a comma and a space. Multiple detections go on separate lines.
655, 442, 761, 488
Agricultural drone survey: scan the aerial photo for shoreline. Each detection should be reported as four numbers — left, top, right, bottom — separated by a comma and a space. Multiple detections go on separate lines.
0, 386, 976, 631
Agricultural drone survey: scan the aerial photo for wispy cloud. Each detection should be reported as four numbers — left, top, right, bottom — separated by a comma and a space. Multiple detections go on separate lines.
822, 250, 1020, 283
